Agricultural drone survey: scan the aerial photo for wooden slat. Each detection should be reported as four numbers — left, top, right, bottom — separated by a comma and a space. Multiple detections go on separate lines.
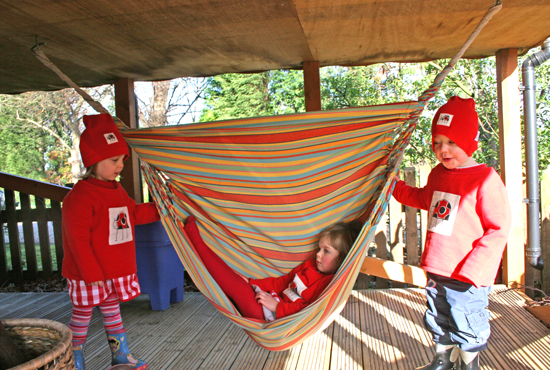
375, 211, 389, 289
4, 190, 22, 283
2, 288, 550, 370
50, 201, 64, 274
35, 197, 52, 276
19, 194, 38, 279
360, 256, 427, 287
0, 205, 7, 283
389, 197, 405, 289
403, 168, 419, 266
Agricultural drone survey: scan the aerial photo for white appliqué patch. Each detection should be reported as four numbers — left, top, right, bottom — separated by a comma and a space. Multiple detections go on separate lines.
428, 191, 460, 236
109, 206, 133, 245
283, 275, 307, 302
104, 132, 119, 145
437, 113, 454, 127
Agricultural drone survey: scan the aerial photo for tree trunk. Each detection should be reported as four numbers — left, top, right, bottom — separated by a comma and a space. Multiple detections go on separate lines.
148, 80, 171, 127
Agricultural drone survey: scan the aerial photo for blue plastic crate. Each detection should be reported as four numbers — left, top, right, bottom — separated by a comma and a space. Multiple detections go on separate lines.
135, 220, 184, 310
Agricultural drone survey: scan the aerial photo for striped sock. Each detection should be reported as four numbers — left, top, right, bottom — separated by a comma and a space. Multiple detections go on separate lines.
99, 292, 125, 334
69, 305, 94, 345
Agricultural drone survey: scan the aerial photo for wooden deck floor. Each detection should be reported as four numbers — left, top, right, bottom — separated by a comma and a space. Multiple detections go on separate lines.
2, 286, 549, 370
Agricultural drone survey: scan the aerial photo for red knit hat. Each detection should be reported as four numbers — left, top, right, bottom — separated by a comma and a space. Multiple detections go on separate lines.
79, 114, 129, 168
431, 96, 480, 156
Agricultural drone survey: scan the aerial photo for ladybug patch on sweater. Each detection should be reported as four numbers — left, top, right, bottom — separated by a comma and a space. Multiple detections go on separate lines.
428, 191, 460, 236
109, 206, 133, 245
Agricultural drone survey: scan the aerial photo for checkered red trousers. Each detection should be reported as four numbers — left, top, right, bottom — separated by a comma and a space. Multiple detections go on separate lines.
66, 274, 140, 306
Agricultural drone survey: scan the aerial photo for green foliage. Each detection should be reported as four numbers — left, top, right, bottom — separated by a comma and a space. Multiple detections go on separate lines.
200, 70, 305, 121
0, 98, 56, 180
522, 53, 550, 176
0, 89, 90, 184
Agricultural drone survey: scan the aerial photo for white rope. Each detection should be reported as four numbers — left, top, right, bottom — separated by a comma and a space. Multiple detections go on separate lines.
434, 1, 502, 85
31, 46, 109, 115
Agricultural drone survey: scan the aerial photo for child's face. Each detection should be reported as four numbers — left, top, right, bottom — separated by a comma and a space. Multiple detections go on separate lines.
93, 155, 125, 182
316, 235, 341, 274
433, 134, 476, 169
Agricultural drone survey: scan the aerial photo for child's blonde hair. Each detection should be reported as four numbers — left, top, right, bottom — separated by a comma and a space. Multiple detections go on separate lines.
317, 220, 362, 267
76, 166, 95, 180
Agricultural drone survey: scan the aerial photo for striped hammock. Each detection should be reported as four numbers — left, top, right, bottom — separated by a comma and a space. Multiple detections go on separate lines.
116, 83, 440, 350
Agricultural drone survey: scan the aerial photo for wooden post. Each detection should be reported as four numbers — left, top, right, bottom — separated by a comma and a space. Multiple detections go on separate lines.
419, 164, 431, 252
303, 61, 322, 112
114, 78, 143, 203
496, 48, 525, 290
389, 198, 405, 288
404, 168, 419, 266
375, 211, 389, 288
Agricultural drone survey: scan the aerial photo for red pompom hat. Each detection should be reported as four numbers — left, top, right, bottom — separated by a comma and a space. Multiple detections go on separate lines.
79, 114, 129, 168
431, 96, 480, 156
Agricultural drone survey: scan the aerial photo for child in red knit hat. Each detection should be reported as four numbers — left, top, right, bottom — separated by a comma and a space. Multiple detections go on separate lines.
62, 113, 160, 370
392, 96, 511, 370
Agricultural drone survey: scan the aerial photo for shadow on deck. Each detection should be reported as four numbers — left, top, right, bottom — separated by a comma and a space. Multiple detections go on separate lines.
1, 286, 549, 370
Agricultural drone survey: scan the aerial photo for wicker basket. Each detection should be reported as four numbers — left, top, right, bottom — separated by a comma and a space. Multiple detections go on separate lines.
2, 318, 74, 370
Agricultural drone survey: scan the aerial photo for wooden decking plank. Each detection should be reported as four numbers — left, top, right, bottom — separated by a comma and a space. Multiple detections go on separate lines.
292, 325, 334, 370
0, 292, 19, 304
145, 300, 224, 369
263, 342, 302, 370
0, 292, 58, 316
161, 310, 236, 369
123, 294, 211, 368
228, 336, 270, 370
357, 289, 398, 370
380, 289, 431, 369
486, 287, 550, 369
3, 292, 67, 318
331, 292, 363, 369
198, 321, 249, 370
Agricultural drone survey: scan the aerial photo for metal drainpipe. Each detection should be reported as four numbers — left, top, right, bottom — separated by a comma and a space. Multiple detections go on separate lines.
522, 37, 550, 270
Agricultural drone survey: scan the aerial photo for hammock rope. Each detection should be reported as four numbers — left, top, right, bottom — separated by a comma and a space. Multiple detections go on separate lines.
31, 1, 501, 351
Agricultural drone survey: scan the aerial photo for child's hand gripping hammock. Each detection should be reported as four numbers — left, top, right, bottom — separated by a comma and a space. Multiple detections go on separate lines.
32, 2, 500, 350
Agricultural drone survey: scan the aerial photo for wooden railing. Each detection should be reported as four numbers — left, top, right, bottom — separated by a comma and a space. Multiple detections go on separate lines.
0, 172, 70, 284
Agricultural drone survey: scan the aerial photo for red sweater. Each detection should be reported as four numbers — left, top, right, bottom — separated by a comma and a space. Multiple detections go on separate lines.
392, 164, 511, 287
250, 259, 334, 319
62, 177, 160, 284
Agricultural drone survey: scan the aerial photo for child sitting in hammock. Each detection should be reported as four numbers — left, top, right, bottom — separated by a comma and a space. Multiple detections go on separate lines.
184, 216, 361, 321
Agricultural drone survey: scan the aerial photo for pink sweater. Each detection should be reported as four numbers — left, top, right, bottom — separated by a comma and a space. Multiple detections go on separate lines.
392, 164, 511, 287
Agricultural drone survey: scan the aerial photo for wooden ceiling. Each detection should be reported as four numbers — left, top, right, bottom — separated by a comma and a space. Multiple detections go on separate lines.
1, 0, 549, 94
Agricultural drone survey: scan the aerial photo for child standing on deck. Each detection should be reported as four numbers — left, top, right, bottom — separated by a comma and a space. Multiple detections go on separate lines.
392, 96, 511, 370
184, 215, 361, 321
62, 114, 159, 370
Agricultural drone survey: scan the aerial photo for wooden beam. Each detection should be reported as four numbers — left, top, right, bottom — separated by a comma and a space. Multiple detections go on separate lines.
496, 48, 525, 290
303, 61, 321, 112
114, 78, 143, 203
360, 256, 427, 287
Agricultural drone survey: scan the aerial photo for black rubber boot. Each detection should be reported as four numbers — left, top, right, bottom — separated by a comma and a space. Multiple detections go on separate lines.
416, 347, 458, 370
459, 353, 479, 370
